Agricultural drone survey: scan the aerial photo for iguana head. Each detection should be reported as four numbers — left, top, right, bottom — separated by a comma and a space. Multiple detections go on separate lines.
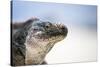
25, 19, 68, 44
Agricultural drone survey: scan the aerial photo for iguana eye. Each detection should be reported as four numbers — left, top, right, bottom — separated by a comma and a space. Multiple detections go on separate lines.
45, 25, 49, 28
45, 22, 52, 28
33, 28, 38, 31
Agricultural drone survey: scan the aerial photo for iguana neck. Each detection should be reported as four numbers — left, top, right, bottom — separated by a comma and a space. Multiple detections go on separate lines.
25, 35, 55, 65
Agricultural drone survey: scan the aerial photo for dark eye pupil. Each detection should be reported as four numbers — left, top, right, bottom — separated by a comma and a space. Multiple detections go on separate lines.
46, 25, 49, 28
34, 28, 38, 30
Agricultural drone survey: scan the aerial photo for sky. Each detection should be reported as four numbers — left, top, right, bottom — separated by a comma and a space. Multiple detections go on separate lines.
12, 1, 97, 28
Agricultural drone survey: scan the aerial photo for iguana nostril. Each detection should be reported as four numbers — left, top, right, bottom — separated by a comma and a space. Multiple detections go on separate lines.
60, 26, 68, 36
61, 26, 66, 30
59, 25, 67, 31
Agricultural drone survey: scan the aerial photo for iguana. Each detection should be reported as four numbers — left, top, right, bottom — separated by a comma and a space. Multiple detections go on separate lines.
11, 18, 68, 66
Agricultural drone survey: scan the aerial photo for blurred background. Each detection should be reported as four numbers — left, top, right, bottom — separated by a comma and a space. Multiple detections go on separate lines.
12, 1, 97, 64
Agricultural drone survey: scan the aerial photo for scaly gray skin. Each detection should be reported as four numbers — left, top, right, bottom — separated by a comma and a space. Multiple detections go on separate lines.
11, 18, 68, 66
